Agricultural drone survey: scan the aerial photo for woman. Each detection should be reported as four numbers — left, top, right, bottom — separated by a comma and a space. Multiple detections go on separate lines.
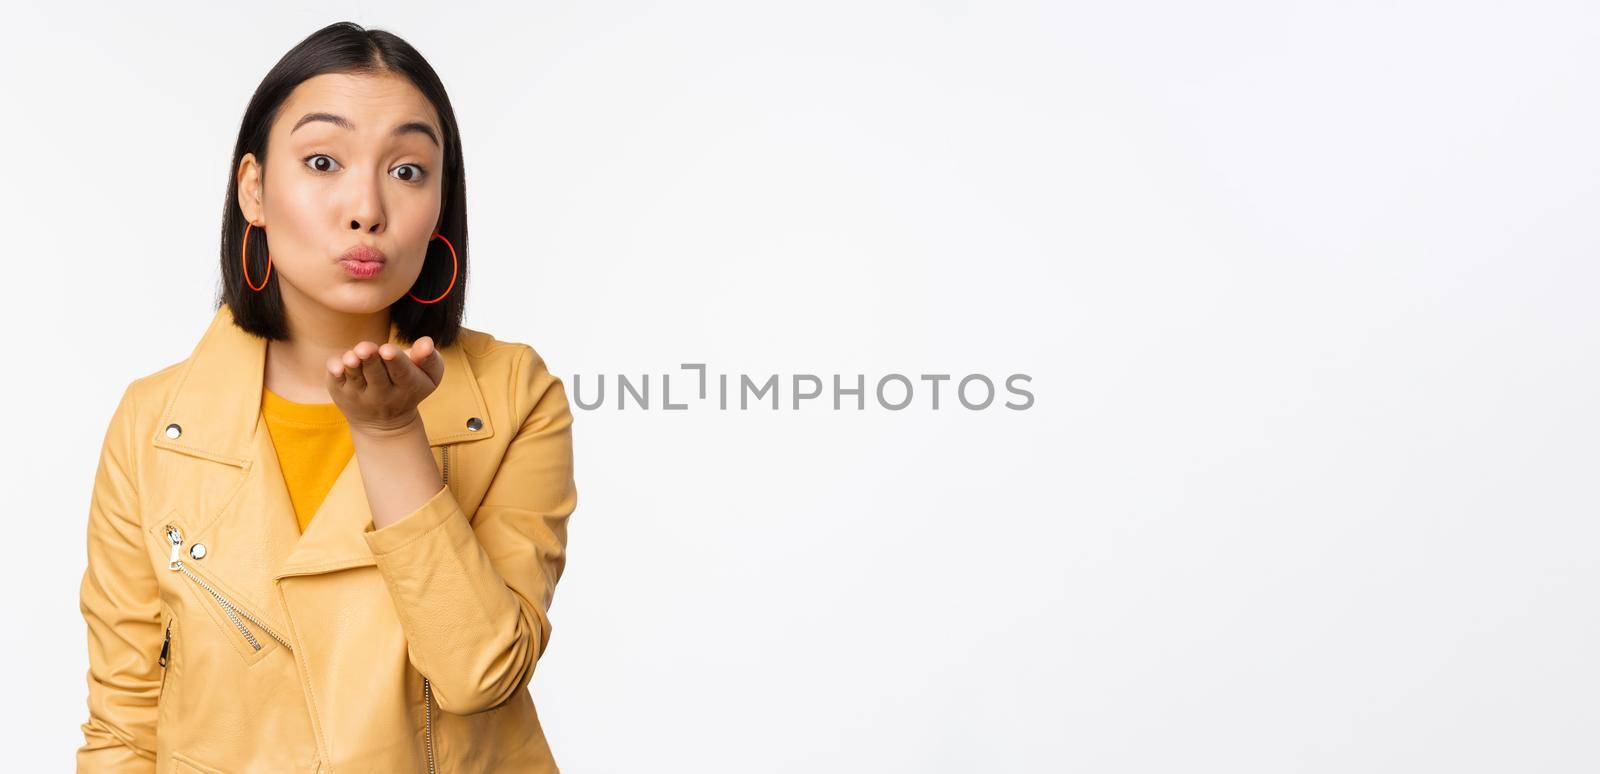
75, 22, 577, 773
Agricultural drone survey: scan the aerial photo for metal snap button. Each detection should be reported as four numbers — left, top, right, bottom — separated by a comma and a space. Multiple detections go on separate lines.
165, 423, 182, 439
189, 543, 206, 560
466, 417, 483, 431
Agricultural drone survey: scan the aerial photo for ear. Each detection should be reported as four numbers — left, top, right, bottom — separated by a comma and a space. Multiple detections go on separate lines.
237, 152, 265, 226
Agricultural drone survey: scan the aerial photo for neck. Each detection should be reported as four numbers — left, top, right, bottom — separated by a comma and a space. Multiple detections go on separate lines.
265, 298, 392, 403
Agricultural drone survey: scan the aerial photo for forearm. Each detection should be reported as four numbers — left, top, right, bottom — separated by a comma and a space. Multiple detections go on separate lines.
350, 412, 443, 530
354, 344, 576, 715
363, 484, 546, 714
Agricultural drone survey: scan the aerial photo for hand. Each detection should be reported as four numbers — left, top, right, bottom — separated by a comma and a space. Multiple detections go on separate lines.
326, 337, 446, 436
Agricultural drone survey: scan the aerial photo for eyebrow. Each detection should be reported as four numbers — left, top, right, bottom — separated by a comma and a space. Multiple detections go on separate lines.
290, 112, 441, 148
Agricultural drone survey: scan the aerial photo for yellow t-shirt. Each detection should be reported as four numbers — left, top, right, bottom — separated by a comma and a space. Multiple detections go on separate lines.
261, 387, 355, 533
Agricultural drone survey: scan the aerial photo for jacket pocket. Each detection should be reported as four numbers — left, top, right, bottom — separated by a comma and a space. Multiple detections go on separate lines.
158, 613, 173, 695
161, 517, 293, 665
172, 750, 226, 773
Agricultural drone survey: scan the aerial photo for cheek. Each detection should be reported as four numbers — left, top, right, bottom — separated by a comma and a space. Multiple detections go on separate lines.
389, 190, 441, 235
389, 198, 444, 264
259, 181, 343, 277
263, 177, 333, 240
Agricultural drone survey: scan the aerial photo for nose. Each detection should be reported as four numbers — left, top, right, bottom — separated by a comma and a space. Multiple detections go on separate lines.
347, 174, 386, 234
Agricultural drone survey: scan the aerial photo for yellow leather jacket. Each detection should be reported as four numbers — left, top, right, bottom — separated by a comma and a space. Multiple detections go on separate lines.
76, 304, 577, 773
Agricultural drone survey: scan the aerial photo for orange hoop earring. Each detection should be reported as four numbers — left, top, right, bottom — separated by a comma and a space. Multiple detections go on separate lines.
242, 223, 271, 291
409, 232, 458, 304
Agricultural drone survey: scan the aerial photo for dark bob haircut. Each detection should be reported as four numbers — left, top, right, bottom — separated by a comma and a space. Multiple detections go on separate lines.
219, 21, 467, 347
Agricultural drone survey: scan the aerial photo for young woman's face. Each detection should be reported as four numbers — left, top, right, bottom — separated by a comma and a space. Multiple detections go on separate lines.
237, 71, 446, 318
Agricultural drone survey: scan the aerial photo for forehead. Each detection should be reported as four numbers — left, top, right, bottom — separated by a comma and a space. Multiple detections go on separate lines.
275, 71, 438, 135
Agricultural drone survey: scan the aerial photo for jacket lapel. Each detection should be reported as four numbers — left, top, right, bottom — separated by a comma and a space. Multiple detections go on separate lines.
151, 304, 497, 588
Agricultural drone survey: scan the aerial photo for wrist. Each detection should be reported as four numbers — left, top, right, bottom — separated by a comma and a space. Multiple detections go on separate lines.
350, 411, 426, 442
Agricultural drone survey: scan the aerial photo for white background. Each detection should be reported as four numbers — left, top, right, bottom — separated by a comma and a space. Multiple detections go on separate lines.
3, 2, 1597, 771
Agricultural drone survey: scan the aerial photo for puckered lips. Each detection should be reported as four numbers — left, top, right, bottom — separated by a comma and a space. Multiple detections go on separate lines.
338, 243, 387, 279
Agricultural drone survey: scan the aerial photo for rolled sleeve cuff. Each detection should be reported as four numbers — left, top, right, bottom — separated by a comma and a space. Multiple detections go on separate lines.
363, 483, 458, 555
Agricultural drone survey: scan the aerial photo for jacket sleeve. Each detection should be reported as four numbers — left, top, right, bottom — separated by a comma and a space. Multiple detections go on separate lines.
362, 344, 577, 715
77, 384, 162, 772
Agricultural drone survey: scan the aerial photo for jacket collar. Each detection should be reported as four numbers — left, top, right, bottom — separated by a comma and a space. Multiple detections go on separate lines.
148, 304, 496, 582
153, 304, 494, 464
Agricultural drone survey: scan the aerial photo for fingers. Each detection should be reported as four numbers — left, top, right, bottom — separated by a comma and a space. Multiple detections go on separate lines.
357, 341, 393, 388
339, 348, 367, 389
408, 336, 434, 365
378, 342, 416, 386
408, 336, 446, 387
330, 342, 381, 390
330, 339, 442, 396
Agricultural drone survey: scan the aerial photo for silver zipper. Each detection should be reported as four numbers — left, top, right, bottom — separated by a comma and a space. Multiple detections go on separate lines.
424, 672, 436, 774
158, 619, 172, 693
166, 524, 293, 652
423, 444, 449, 774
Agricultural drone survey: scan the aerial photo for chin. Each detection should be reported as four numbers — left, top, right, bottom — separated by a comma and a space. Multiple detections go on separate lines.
319, 286, 401, 315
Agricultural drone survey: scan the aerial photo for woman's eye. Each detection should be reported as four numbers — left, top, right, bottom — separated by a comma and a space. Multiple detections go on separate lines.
304, 154, 340, 173
391, 163, 426, 182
